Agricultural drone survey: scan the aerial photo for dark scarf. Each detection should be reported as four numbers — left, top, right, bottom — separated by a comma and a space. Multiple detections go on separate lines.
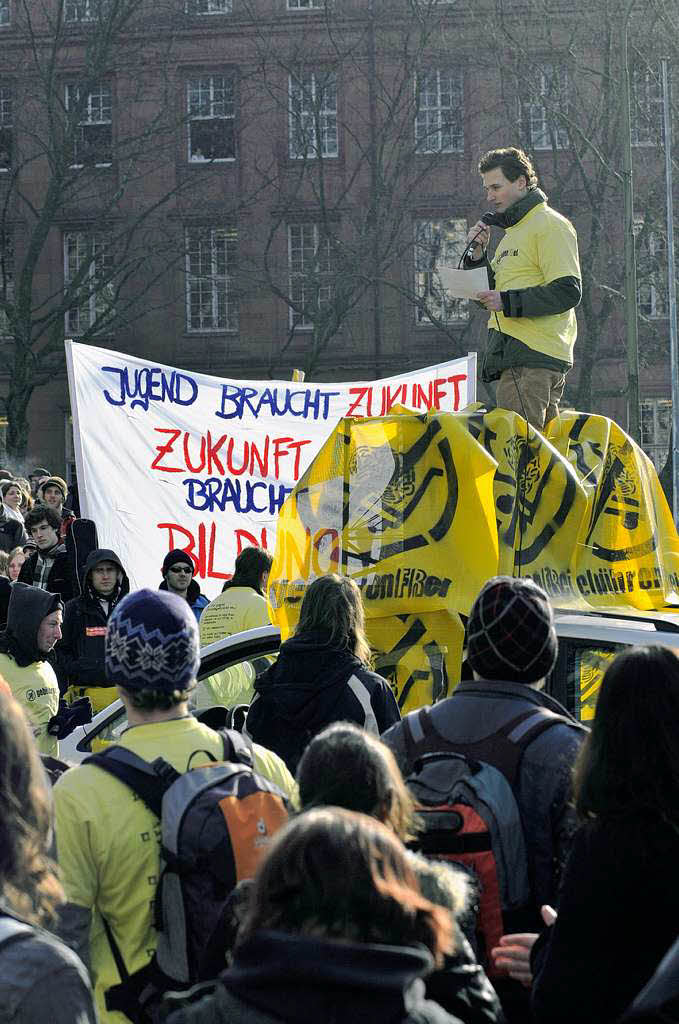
483, 186, 547, 229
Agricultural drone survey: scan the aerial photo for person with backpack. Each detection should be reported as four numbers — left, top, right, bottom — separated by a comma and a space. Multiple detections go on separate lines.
166, 807, 462, 1024
54, 589, 297, 1024
382, 575, 586, 1023
0, 687, 97, 1024
246, 573, 400, 773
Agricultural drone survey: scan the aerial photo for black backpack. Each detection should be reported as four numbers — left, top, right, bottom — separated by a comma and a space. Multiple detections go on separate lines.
84, 729, 290, 1023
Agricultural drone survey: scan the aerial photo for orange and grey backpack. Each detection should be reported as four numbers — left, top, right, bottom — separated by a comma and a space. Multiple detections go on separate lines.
84, 729, 289, 1023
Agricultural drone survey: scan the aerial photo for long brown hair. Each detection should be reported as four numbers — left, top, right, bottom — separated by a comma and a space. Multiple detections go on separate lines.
295, 574, 371, 664
0, 688, 64, 924
239, 807, 452, 964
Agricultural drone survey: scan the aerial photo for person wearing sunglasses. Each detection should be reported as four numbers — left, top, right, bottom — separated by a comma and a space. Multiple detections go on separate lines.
159, 549, 209, 622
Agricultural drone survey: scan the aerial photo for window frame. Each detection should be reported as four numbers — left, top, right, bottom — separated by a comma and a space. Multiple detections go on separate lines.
635, 217, 666, 320
0, 0, 9, 26
186, 74, 236, 164
63, 0, 109, 22
185, 226, 238, 334
640, 398, 672, 472
521, 63, 570, 151
414, 218, 469, 325
0, 229, 13, 339
288, 69, 338, 161
185, 0, 231, 13
287, 222, 334, 330
631, 65, 663, 147
414, 68, 464, 155
287, 0, 324, 8
63, 230, 114, 336
65, 82, 113, 169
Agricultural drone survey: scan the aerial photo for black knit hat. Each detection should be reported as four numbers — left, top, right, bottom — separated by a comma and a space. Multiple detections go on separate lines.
161, 548, 194, 576
466, 576, 558, 684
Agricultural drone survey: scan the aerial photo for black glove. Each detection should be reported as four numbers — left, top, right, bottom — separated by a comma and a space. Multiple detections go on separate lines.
47, 696, 93, 739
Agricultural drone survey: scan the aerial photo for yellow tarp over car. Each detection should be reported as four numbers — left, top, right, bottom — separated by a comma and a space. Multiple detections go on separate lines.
268, 405, 679, 713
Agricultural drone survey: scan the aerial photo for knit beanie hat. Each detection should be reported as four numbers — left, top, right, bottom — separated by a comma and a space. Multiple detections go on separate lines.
466, 576, 558, 684
105, 588, 199, 692
162, 548, 194, 576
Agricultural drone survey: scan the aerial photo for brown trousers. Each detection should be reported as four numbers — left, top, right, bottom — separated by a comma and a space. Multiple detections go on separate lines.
496, 366, 566, 431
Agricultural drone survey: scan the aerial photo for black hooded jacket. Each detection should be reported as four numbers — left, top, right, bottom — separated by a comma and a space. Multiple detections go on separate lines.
167, 930, 462, 1024
246, 631, 401, 773
0, 508, 27, 554
0, 582, 62, 667
18, 543, 74, 604
55, 549, 130, 690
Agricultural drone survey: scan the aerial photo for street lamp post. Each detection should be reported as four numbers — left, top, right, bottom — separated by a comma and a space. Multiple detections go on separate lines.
661, 58, 679, 525
620, 3, 640, 443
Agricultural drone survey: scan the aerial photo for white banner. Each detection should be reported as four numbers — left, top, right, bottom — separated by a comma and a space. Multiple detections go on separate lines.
65, 341, 477, 597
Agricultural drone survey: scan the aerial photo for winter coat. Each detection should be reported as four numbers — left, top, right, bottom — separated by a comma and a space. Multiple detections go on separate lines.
0, 511, 26, 554
18, 545, 74, 604
531, 815, 679, 1024
246, 630, 401, 773
383, 679, 587, 918
56, 549, 130, 692
166, 930, 464, 1024
0, 908, 96, 1024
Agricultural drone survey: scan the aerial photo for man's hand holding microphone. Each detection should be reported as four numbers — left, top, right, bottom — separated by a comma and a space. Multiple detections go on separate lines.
465, 220, 503, 311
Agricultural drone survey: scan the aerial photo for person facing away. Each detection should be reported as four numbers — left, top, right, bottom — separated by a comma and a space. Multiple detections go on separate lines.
245, 573, 401, 774
54, 588, 297, 1024
56, 549, 130, 713
166, 807, 462, 1024
0, 582, 62, 757
159, 548, 209, 622
199, 546, 273, 646
18, 504, 74, 603
465, 146, 581, 431
493, 645, 679, 1024
0, 688, 97, 1024
382, 575, 586, 1022
296, 721, 506, 1024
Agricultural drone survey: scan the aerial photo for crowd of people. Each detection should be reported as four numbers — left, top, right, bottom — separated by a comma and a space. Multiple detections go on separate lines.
0, 459, 678, 1024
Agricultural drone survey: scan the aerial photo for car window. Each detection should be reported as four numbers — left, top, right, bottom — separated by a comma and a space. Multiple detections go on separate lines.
194, 652, 277, 710
551, 639, 625, 721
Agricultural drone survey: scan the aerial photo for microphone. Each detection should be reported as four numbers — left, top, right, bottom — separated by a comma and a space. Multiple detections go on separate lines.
481, 211, 502, 227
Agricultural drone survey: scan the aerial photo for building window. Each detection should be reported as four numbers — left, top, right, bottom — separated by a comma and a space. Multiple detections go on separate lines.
186, 227, 238, 332
641, 399, 672, 472
522, 64, 570, 150
0, 0, 9, 26
66, 83, 112, 167
288, 223, 334, 329
63, 0, 109, 21
631, 66, 663, 146
187, 75, 235, 162
636, 219, 666, 319
415, 69, 463, 154
64, 231, 114, 335
186, 0, 231, 11
289, 71, 338, 160
288, 0, 323, 7
0, 85, 11, 170
414, 219, 468, 324
0, 230, 13, 338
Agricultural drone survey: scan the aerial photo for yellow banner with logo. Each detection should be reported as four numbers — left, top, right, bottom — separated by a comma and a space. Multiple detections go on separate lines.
268, 406, 679, 713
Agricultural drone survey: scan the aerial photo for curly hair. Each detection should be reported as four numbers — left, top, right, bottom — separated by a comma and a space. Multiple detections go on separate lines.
24, 503, 61, 534
478, 147, 538, 188
0, 689, 64, 925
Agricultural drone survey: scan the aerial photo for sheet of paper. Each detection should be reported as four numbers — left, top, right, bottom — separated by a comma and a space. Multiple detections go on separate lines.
439, 266, 490, 299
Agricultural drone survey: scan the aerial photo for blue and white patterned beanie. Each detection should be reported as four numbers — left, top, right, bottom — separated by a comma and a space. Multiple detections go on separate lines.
105, 588, 200, 692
